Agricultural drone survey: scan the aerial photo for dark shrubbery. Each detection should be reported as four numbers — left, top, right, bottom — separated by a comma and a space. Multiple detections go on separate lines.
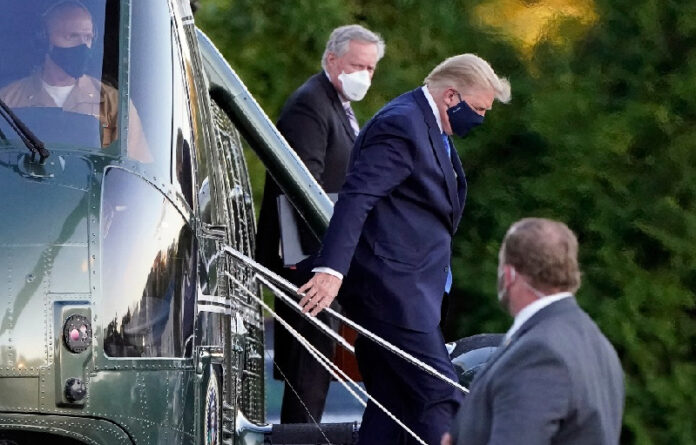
198, 1, 696, 441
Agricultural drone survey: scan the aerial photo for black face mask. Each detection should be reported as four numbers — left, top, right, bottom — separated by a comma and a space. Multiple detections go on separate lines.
446, 95, 484, 138
49, 44, 91, 79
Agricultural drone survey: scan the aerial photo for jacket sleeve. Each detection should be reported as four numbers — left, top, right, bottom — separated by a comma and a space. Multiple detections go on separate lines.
485, 340, 571, 445
276, 94, 330, 186
316, 114, 416, 275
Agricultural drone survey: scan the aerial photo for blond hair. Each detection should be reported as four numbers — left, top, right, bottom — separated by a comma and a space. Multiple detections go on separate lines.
425, 54, 511, 103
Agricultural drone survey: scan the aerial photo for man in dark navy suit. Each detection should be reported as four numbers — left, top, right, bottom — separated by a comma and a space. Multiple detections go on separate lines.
255, 24, 384, 424
445, 218, 624, 445
299, 54, 511, 444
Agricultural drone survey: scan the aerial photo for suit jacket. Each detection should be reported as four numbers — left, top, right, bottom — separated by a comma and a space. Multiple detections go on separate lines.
255, 72, 356, 269
452, 297, 625, 445
316, 87, 468, 332
254, 72, 356, 381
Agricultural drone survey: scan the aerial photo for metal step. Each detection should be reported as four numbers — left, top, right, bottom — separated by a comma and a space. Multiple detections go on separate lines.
268, 422, 359, 445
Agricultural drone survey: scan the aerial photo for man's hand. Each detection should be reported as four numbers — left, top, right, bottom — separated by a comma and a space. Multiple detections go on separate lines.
441, 432, 452, 445
298, 272, 342, 316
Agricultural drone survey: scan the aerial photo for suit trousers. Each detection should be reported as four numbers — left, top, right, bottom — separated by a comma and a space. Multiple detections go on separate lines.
354, 317, 462, 445
273, 263, 338, 423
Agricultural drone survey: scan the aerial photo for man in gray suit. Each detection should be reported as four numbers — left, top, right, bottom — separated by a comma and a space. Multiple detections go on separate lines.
444, 217, 624, 445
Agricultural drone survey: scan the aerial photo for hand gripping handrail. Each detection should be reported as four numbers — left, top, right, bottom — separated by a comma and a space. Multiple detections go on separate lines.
223, 246, 469, 395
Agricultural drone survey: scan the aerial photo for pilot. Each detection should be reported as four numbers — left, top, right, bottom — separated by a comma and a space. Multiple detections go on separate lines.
0, 0, 149, 161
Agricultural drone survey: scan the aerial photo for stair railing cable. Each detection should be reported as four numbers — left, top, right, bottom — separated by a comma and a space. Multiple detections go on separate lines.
223, 246, 469, 395
256, 274, 354, 353
226, 271, 428, 445
228, 273, 332, 443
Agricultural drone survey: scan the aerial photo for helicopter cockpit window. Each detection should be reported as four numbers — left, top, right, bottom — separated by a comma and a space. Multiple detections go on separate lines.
127, 0, 174, 176
0, 0, 119, 151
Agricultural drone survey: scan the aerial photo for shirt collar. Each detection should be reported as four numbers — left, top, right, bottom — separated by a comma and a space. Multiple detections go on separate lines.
324, 70, 350, 106
505, 292, 573, 341
421, 85, 443, 133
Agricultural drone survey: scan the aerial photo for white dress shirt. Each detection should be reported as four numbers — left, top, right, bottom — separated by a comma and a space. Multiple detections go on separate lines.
313, 86, 442, 281
421, 85, 443, 133
504, 292, 573, 342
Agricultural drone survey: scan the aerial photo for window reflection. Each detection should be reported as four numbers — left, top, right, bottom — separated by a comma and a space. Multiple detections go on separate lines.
172, 28, 194, 209
101, 168, 195, 358
128, 0, 173, 174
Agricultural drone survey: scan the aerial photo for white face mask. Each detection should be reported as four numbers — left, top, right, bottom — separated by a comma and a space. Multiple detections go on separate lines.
497, 266, 514, 303
338, 70, 371, 101
498, 266, 546, 302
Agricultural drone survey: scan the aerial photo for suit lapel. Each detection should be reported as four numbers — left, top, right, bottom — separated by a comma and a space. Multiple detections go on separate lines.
317, 73, 356, 143
413, 89, 459, 228
450, 139, 467, 227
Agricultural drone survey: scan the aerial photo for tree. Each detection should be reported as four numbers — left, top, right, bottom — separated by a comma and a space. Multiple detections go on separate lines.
450, 1, 696, 442
197, 1, 696, 441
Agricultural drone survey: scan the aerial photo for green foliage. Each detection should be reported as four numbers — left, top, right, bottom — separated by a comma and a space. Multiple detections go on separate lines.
196, 0, 354, 213
197, 0, 696, 442
451, 1, 696, 442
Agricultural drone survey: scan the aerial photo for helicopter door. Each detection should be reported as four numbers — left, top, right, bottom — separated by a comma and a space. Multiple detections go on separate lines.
169, 6, 229, 444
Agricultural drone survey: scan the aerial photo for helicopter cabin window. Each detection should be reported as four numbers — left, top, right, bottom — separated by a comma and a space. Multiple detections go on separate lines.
0, 0, 119, 151
101, 168, 195, 358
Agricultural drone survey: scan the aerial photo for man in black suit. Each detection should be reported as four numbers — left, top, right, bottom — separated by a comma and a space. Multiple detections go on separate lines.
255, 24, 384, 424
444, 218, 625, 445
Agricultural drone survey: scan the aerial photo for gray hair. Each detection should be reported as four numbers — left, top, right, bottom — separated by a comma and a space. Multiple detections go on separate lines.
425, 54, 511, 103
321, 24, 385, 70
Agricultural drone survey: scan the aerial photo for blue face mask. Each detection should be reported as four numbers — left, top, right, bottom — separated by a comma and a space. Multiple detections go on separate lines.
446, 94, 484, 138
49, 44, 91, 79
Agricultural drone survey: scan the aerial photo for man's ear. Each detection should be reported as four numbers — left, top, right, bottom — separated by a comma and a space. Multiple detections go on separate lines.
326, 52, 337, 66
442, 87, 457, 107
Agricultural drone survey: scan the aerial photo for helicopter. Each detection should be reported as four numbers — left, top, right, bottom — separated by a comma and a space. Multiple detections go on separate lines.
0, 1, 500, 444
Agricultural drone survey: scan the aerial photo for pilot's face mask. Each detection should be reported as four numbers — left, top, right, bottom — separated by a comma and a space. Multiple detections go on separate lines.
49, 44, 91, 79
44, 8, 95, 79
